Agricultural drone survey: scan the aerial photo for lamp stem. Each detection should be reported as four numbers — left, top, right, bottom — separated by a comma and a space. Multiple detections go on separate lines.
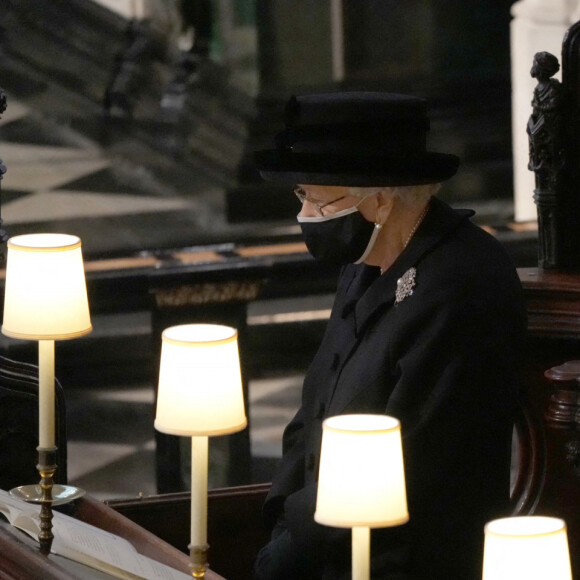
37, 340, 57, 555
189, 435, 209, 578
36, 446, 57, 554
38, 340, 55, 449
352, 526, 370, 580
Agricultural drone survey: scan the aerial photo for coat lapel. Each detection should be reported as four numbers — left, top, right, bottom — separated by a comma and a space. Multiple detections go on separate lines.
352, 197, 474, 337
325, 198, 474, 417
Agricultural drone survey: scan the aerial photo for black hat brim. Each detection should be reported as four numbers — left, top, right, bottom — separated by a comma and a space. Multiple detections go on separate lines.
255, 150, 460, 186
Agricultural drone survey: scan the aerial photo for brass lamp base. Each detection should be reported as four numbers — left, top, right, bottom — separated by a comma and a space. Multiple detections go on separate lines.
37, 447, 56, 555
9, 447, 84, 555
188, 543, 209, 579
10, 484, 85, 506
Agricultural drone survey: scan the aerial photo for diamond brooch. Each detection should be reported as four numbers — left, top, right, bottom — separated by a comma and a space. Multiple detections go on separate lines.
395, 267, 417, 305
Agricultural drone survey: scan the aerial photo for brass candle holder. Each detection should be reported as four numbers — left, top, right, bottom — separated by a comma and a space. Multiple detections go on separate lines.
37, 447, 57, 554
189, 542, 210, 578
11, 445, 85, 555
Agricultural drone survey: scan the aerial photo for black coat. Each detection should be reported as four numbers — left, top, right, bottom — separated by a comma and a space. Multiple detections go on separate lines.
260, 197, 527, 579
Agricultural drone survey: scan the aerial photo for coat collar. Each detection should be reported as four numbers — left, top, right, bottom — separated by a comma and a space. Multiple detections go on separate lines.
342, 197, 474, 336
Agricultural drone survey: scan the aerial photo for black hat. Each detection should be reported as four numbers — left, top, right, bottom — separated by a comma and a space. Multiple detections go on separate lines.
255, 92, 459, 186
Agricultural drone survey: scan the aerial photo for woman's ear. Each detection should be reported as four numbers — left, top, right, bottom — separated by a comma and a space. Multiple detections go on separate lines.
375, 190, 396, 225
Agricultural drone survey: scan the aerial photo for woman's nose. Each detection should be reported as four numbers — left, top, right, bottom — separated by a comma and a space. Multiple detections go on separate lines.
298, 200, 319, 218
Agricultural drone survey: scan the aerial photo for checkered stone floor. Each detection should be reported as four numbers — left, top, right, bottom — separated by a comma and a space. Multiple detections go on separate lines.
0, 91, 224, 258
65, 374, 303, 501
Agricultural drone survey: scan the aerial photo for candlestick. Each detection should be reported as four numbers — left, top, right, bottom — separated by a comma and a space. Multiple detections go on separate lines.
37, 447, 57, 555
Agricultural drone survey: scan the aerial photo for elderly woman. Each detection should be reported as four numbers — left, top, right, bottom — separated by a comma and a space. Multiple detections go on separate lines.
253, 92, 526, 579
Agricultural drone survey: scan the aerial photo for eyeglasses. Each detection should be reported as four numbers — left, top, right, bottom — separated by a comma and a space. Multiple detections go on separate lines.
294, 187, 348, 216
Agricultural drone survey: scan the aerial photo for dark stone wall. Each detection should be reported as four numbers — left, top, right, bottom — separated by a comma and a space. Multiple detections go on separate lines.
255, 0, 513, 93
231, 0, 516, 221
343, 0, 512, 87
256, 0, 334, 90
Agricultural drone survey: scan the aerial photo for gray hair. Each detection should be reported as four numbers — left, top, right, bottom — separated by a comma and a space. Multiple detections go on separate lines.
347, 183, 441, 204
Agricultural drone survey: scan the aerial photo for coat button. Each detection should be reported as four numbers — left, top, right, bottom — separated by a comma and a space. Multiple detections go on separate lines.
330, 353, 340, 370
306, 453, 316, 471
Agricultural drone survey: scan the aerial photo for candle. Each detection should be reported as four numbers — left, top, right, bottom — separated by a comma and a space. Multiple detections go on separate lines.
352, 527, 370, 580
190, 436, 209, 547
38, 340, 55, 449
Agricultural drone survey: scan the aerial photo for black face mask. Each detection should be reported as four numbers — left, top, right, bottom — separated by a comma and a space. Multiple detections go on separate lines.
297, 206, 382, 265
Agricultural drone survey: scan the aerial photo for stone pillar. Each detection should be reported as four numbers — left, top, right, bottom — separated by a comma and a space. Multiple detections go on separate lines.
330, 0, 345, 82
510, 0, 575, 222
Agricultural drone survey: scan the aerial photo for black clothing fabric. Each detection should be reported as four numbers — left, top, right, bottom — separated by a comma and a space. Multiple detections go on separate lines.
255, 197, 527, 579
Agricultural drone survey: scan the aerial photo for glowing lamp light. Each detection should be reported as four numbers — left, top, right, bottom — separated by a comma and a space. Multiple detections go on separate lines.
155, 324, 247, 578
483, 516, 572, 580
315, 414, 408, 580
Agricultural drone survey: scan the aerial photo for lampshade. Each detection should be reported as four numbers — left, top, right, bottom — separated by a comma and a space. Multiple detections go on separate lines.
154, 324, 247, 436
483, 516, 572, 580
315, 414, 409, 528
2, 234, 92, 340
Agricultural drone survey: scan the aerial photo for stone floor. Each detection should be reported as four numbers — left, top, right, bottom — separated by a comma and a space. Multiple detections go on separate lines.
65, 373, 304, 501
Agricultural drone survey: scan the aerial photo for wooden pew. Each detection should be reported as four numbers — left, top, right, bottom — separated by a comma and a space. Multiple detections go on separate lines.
0, 494, 226, 579
108, 484, 270, 580
483, 268, 580, 574
106, 267, 580, 579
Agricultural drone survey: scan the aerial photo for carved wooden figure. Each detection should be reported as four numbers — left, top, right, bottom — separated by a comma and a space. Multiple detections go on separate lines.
527, 51, 564, 269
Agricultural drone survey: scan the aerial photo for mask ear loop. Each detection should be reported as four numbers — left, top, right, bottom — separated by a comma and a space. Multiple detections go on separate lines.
354, 222, 382, 264
297, 205, 359, 223
354, 192, 386, 264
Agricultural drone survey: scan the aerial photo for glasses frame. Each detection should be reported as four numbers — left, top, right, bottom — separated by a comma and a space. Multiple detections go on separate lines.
294, 187, 349, 216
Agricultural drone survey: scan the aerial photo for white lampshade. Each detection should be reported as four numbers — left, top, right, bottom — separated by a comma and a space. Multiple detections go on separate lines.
315, 414, 409, 528
483, 516, 572, 580
154, 324, 247, 436
2, 234, 92, 340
